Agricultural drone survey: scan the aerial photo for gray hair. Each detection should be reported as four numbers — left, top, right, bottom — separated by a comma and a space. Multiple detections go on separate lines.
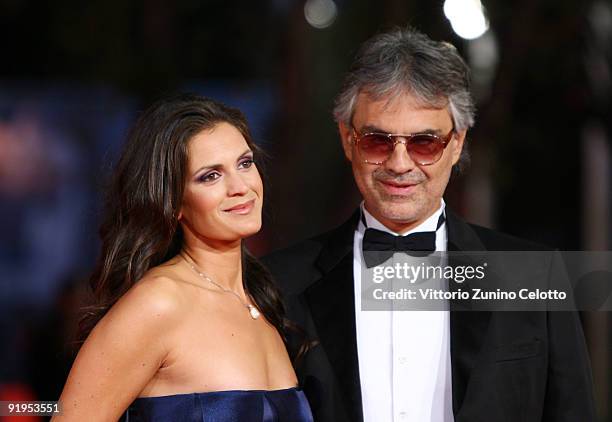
333, 27, 476, 133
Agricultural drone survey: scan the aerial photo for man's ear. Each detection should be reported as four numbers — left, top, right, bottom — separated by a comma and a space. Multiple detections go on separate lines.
450, 129, 467, 165
338, 121, 354, 162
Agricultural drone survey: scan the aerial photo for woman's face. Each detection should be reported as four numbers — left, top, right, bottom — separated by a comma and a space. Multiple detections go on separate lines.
179, 122, 263, 245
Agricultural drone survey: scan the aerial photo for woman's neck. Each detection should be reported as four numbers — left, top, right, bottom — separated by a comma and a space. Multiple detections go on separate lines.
181, 239, 244, 294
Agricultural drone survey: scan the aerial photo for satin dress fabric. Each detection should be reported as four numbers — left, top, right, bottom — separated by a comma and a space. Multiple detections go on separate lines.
122, 387, 313, 422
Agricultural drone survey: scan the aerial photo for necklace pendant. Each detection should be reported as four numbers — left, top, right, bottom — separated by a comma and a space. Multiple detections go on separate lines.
248, 305, 260, 319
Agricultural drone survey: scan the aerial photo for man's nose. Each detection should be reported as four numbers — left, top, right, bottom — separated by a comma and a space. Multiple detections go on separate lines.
383, 141, 417, 174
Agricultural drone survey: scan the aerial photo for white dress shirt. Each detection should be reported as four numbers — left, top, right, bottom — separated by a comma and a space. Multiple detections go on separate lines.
353, 200, 454, 422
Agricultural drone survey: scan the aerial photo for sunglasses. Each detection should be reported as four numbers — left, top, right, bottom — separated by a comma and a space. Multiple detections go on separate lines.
351, 125, 455, 166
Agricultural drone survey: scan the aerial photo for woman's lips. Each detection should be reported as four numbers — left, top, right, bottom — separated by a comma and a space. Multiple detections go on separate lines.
378, 180, 418, 195
223, 199, 255, 215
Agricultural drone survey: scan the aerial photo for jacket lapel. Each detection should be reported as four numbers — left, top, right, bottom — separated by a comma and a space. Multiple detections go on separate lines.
299, 208, 493, 420
302, 210, 363, 422
445, 209, 492, 416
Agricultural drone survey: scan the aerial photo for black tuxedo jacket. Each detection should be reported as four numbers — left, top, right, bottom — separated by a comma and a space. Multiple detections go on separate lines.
263, 209, 596, 422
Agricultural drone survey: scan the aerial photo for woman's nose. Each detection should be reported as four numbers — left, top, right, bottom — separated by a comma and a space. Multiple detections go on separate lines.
226, 172, 249, 196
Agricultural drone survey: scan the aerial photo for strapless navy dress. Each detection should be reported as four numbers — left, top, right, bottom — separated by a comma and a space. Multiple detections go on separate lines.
122, 387, 313, 422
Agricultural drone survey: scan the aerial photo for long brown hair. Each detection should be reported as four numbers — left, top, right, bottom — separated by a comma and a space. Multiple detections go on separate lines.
78, 94, 307, 361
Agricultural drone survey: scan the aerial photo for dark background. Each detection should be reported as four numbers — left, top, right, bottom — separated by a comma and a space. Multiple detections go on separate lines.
0, 0, 610, 420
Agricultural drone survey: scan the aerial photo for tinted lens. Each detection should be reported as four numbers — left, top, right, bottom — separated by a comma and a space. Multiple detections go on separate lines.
356, 131, 448, 165
358, 133, 393, 163
407, 134, 444, 165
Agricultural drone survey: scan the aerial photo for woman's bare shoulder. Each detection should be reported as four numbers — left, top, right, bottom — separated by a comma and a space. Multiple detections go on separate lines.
100, 264, 193, 331
54, 263, 195, 421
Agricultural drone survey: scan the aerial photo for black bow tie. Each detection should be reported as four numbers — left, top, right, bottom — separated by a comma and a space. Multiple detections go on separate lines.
362, 213, 445, 268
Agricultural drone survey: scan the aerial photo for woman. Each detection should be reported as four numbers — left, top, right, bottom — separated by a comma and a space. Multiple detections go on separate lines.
53, 94, 313, 421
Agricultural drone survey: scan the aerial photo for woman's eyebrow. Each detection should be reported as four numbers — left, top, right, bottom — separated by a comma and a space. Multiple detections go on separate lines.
193, 163, 221, 177
237, 149, 253, 159
192, 149, 254, 176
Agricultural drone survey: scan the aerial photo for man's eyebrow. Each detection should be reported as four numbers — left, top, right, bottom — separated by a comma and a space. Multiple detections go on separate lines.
359, 124, 446, 135
360, 124, 389, 134
192, 149, 253, 176
418, 128, 446, 135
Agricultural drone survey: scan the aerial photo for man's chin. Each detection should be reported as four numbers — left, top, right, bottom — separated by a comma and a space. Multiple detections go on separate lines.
376, 206, 422, 224
382, 214, 420, 225
364, 194, 430, 220
383, 199, 436, 220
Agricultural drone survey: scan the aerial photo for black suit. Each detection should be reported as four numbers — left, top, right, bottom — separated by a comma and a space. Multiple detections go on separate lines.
263, 208, 596, 422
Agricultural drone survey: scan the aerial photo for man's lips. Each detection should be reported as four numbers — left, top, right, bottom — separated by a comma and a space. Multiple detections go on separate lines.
378, 179, 419, 195
223, 199, 255, 214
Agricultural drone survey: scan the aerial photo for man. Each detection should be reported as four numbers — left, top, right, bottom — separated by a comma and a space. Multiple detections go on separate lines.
263, 27, 595, 422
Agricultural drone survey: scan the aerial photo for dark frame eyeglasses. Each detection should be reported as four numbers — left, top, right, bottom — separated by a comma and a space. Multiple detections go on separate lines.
350, 125, 455, 166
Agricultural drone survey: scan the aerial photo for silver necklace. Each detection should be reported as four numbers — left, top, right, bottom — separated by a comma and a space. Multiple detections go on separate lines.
180, 253, 261, 320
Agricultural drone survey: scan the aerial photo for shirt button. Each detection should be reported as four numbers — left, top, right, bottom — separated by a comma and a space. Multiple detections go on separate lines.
398, 356, 407, 364
399, 411, 407, 419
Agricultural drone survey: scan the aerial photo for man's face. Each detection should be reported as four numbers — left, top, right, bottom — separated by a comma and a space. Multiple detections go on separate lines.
339, 91, 466, 233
